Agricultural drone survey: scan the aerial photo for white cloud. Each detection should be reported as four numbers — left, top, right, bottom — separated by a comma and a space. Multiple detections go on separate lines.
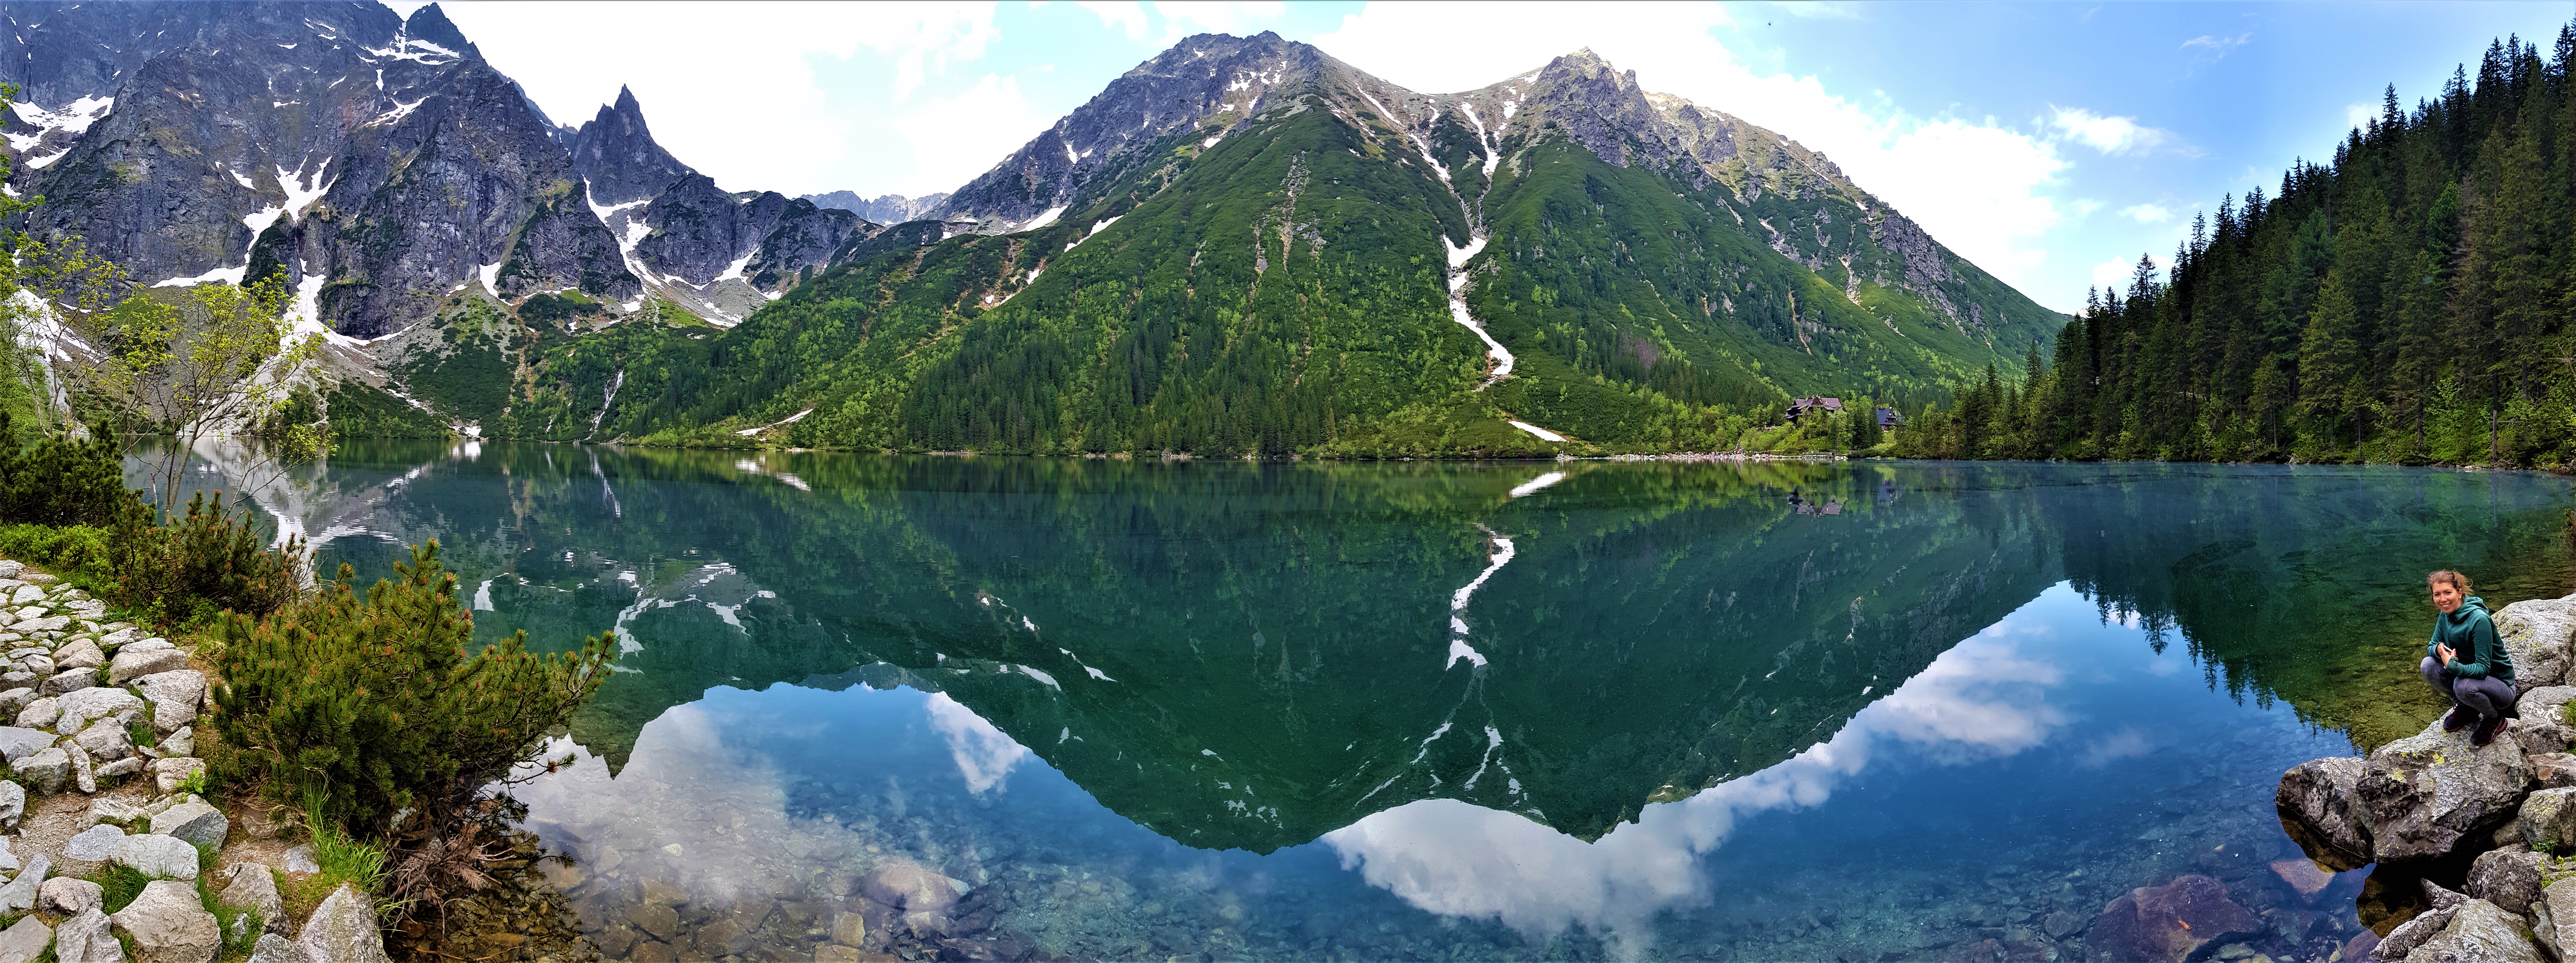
892, 73, 1054, 196
2090, 254, 2171, 293
1312, 2, 2069, 299
2181, 32, 2251, 55
1077, 0, 1149, 39
2346, 102, 2375, 130
2048, 106, 2178, 157
2119, 203, 2172, 224
2071, 198, 2104, 217
926, 691, 1032, 793
443, 1, 1002, 196
1768, 1, 1861, 20
1326, 620, 2074, 952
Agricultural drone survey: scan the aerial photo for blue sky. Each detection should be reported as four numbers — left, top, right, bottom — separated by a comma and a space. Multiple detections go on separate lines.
432, 1, 2576, 314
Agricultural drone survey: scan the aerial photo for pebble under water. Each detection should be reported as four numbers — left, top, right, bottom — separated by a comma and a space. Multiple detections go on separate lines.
157, 444, 2576, 960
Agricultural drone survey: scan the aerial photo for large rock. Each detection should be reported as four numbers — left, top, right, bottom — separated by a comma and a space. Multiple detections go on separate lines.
2086, 874, 2265, 963
41, 875, 103, 914
53, 637, 102, 670
65, 824, 125, 860
54, 907, 120, 963
0, 779, 23, 829
861, 858, 965, 916
2533, 752, 2576, 789
116, 833, 200, 880
113, 879, 221, 963
108, 647, 188, 685
2403, 897, 2548, 963
39, 667, 95, 695
218, 862, 284, 932
0, 855, 49, 913
2520, 687, 2576, 755
19, 746, 70, 793
2361, 726, 2531, 860
73, 716, 131, 760
55, 687, 141, 732
152, 757, 204, 794
0, 914, 46, 963
133, 671, 205, 734
2532, 877, 2576, 960
2377, 906, 2458, 961
2500, 598, 2576, 693
151, 800, 227, 849
248, 934, 309, 963
2278, 756, 2374, 867
2525, 788, 2576, 851
2470, 847, 2549, 914
0, 726, 53, 762
294, 883, 391, 963
9, 699, 55, 732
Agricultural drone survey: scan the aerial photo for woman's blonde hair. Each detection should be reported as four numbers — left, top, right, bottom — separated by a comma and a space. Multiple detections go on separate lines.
2428, 570, 2472, 594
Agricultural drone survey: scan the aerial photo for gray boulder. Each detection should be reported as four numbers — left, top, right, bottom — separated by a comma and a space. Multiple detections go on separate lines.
2377, 906, 2458, 961
2525, 788, 2576, 850
250, 933, 311, 963
0, 726, 53, 761
54, 907, 119, 963
69, 737, 94, 792
0, 915, 47, 963
151, 800, 228, 849
95, 756, 140, 781
7, 698, 52, 732
151, 757, 203, 794
218, 862, 284, 932
107, 647, 187, 686
41, 875, 103, 915
53, 638, 102, 670
116, 833, 200, 880
18, 616, 69, 634
295, 883, 392, 963
64, 824, 124, 861
39, 667, 94, 696
0, 689, 31, 714
133, 671, 205, 734
19, 656, 51, 679
0, 854, 49, 913
55, 687, 141, 732
2278, 756, 2373, 867
2470, 847, 2549, 914
0, 779, 23, 828
17, 747, 68, 793
2402, 896, 2547, 963
112, 879, 221, 963
2500, 597, 2576, 693
88, 797, 145, 828
2360, 725, 2531, 860
161, 726, 194, 757
2533, 877, 2576, 959
74, 716, 131, 760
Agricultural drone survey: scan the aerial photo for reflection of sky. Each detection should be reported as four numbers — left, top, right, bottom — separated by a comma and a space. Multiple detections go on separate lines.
508, 583, 2352, 960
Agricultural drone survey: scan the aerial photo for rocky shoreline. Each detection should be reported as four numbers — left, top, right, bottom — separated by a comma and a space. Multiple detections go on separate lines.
0, 558, 396, 963
2275, 592, 2576, 962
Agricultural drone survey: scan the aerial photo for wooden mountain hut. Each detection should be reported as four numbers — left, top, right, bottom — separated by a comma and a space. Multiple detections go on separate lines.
1785, 396, 1843, 423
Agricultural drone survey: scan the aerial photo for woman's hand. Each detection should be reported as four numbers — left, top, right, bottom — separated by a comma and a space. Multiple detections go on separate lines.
2437, 643, 2458, 667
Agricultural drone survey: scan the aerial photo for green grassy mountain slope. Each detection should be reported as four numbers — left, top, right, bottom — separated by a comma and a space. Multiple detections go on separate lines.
382, 36, 2067, 456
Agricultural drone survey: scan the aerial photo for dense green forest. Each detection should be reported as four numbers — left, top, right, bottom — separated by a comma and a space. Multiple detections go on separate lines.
1895, 22, 2576, 467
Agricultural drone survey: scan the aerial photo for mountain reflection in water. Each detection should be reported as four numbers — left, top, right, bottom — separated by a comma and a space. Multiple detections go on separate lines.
141, 443, 2576, 959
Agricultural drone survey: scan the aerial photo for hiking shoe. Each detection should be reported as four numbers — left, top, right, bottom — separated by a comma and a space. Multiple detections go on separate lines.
2444, 705, 2476, 732
2475, 716, 2511, 747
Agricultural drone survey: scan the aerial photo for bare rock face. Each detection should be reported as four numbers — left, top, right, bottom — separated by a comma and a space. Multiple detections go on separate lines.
2531, 876, 2576, 960
111, 879, 221, 963
2402, 897, 2548, 963
2499, 599, 2576, 693
2360, 726, 2530, 861
2085, 874, 2265, 963
294, 883, 391, 963
2468, 848, 2549, 915
2279, 756, 2374, 868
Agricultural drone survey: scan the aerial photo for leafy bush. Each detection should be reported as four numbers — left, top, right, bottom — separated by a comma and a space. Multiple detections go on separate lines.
208, 542, 614, 832
0, 522, 113, 583
108, 491, 304, 627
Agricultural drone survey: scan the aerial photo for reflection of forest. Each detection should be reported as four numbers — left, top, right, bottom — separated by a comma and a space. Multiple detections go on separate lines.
184, 443, 2572, 850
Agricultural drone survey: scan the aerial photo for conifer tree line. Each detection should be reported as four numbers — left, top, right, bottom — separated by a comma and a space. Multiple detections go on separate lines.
1897, 23, 2576, 465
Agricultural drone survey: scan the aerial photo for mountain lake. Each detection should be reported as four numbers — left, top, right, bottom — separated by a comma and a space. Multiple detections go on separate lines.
137, 443, 2576, 961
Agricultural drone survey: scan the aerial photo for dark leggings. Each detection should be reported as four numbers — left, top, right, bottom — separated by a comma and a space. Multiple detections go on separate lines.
2422, 656, 2516, 723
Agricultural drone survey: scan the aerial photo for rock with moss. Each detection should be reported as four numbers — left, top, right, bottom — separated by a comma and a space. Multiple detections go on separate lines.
295, 883, 392, 963
112, 879, 221, 963
2360, 725, 2531, 861
2403, 897, 2548, 962
2500, 597, 2576, 693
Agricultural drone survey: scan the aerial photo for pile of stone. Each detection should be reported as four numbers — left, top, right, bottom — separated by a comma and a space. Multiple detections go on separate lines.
2277, 592, 2576, 962
0, 560, 396, 963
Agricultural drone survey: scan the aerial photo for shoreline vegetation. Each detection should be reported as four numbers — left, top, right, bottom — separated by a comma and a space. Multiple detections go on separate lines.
0, 423, 615, 962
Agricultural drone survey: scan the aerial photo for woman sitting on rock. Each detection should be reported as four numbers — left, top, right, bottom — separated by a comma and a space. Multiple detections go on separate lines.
2423, 570, 2515, 746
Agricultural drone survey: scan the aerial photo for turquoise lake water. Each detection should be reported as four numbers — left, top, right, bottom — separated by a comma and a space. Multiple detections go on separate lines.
145, 444, 2576, 960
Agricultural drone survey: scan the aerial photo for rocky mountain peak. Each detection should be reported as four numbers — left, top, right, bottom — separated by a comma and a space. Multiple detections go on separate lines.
400, 3, 480, 62
572, 85, 696, 206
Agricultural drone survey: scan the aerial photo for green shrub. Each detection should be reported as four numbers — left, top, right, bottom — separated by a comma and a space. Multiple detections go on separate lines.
0, 523, 114, 582
108, 491, 304, 627
0, 411, 149, 529
88, 863, 150, 913
209, 542, 615, 831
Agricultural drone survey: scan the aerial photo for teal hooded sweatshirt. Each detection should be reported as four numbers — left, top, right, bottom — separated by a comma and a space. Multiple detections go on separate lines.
2428, 595, 2514, 682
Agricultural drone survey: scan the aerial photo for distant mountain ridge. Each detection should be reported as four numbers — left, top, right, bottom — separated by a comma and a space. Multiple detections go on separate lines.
800, 191, 949, 224
0, 5, 2066, 452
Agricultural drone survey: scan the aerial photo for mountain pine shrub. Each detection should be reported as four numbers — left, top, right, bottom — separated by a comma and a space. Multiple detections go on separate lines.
108, 491, 304, 626
208, 541, 616, 832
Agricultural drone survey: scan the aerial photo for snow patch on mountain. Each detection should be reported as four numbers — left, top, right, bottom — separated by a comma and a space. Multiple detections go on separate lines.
3, 95, 112, 151
278, 160, 333, 221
